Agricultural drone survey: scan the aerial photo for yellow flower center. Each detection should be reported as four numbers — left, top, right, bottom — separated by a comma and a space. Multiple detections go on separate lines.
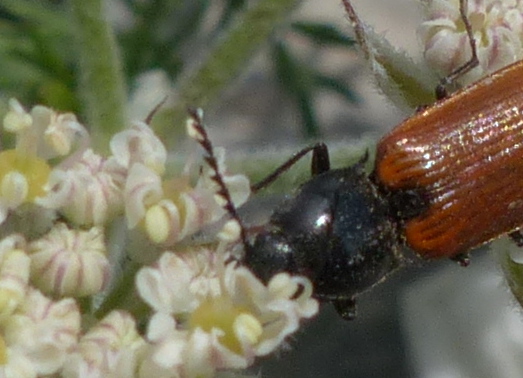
0, 288, 20, 316
189, 297, 262, 355
144, 204, 171, 243
0, 150, 50, 201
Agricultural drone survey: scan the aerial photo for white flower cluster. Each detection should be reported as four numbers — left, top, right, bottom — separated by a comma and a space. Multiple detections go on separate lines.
341, 0, 523, 111
136, 250, 318, 377
0, 235, 81, 377
420, 0, 523, 83
0, 99, 319, 377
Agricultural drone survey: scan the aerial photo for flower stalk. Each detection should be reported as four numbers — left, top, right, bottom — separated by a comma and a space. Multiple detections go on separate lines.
70, 0, 127, 153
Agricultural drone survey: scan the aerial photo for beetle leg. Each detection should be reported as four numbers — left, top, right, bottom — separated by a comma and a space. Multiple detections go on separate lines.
310, 142, 330, 175
435, 0, 479, 99
450, 253, 471, 267
333, 297, 357, 321
509, 230, 523, 247
414, 104, 430, 113
251, 142, 330, 193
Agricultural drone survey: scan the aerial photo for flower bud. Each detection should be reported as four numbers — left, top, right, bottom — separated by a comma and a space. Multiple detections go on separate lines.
29, 224, 109, 297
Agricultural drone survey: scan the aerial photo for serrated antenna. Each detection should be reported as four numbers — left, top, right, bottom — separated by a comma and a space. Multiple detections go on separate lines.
186, 108, 249, 250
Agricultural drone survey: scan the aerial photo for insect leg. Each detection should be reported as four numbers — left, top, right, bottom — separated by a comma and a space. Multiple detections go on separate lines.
251, 142, 330, 193
435, 0, 479, 99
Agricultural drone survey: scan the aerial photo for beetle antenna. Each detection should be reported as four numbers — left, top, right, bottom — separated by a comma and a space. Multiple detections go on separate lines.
144, 96, 168, 125
186, 108, 249, 250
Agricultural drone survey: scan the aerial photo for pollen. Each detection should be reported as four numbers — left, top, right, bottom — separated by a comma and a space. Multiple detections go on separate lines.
189, 297, 258, 355
144, 204, 170, 244
3, 103, 31, 133
218, 219, 241, 242
0, 150, 50, 201
233, 313, 263, 346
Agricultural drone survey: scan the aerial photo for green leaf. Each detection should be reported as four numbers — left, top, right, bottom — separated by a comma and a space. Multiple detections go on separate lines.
120, 0, 210, 81
0, 0, 70, 36
272, 41, 320, 138
216, 0, 248, 31
0, 1, 76, 109
291, 21, 355, 47
272, 41, 312, 93
494, 237, 523, 310
313, 73, 361, 104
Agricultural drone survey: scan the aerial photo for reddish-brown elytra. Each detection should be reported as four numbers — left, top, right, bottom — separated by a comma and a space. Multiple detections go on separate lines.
373, 0, 523, 261
376, 59, 523, 259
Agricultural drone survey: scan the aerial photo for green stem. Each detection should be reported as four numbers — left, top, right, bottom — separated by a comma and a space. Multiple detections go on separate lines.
500, 249, 523, 309
164, 0, 302, 144
70, 0, 127, 154
95, 261, 142, 320
77, 296, 92, 315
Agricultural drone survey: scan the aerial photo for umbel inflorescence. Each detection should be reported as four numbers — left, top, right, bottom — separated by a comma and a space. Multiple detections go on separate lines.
0, 99, 318, 377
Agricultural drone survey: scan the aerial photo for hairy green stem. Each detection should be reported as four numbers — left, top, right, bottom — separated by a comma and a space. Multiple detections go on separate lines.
164, 0, 302, 144
70, 0, 127, 153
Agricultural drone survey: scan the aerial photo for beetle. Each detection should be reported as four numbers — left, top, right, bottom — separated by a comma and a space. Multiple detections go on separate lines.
191, 0, 523, 320
244, 147, 403, 320
189, 111, 402, 321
